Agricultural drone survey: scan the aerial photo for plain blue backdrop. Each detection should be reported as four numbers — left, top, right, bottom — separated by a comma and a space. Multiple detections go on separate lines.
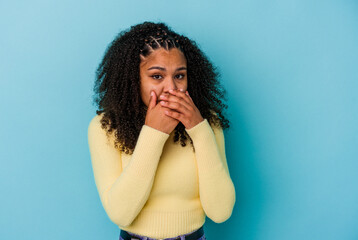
1, 0, 357, 239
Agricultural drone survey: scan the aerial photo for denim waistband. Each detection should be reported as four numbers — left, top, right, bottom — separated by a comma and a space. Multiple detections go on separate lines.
119, 225, 205, 240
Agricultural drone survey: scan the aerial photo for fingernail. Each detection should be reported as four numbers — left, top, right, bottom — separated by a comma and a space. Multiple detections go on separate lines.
169, 89, 174, 93
151, 91, 154, 96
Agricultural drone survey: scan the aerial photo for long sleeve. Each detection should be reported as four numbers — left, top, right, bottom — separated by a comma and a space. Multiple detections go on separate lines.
87, 115, 170, 227
185, 119, 236, 223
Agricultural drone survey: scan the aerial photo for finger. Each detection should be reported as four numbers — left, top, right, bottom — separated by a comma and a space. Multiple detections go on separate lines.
160, 99, 191, 115
167, 90, 194, 110
164, 109, 185, 123
185, 91, 194, 103
170, 89, 191, 103
148, 91, 157, 110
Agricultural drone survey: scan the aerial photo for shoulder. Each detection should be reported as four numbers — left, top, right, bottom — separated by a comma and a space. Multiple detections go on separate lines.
88, 112, 119, 148
88, 112, 114, 141
208, 110, 223, 130
206, 111, 225, 144
88, 112, 105, 133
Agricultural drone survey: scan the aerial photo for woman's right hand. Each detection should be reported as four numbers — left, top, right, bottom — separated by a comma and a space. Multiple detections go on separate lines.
144, 91, 179, 134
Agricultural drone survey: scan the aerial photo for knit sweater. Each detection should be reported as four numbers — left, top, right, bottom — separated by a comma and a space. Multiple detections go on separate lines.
87, 113, 236, 239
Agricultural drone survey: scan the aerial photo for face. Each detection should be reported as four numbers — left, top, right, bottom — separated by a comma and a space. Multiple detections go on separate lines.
139, 47, 188, 107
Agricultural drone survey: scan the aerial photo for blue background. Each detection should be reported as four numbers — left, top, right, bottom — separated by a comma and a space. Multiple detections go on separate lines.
1, 0, 357, 239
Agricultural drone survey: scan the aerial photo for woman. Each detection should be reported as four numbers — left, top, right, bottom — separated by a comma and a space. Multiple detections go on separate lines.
88, 21, 236, 240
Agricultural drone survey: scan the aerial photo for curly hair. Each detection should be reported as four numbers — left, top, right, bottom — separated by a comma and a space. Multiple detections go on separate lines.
92, 21, 230, 155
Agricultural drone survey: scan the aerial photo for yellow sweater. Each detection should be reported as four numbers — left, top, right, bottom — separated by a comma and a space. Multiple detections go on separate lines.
87, 113, 236, 239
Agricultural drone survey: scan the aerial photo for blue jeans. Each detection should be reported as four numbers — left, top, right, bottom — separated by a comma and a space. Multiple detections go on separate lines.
119, 227, 206, 240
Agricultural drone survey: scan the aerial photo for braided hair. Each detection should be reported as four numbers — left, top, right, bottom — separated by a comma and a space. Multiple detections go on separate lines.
92, 21, 230, 155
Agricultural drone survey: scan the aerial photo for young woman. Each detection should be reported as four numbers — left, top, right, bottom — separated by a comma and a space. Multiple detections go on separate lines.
88, 21, 236, 240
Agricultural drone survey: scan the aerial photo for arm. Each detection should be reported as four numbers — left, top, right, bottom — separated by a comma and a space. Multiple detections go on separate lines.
87, 115, 169, 227
185, 119, 236, 223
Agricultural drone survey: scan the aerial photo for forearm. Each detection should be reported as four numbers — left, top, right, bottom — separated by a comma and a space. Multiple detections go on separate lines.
186, 119, 236, 223
103, 132, 164, 226
88, 117, 169, 227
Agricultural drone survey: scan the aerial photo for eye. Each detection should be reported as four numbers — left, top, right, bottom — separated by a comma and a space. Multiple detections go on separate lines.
175, 74, 185, 80
151, 74, 163, 80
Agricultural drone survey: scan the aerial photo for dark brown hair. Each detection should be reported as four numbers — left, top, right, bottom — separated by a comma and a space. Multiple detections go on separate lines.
92, 21, 230, 154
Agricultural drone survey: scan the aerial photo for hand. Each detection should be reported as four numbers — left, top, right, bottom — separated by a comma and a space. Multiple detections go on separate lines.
159, 89, 204, 130
144, 91, 179, 134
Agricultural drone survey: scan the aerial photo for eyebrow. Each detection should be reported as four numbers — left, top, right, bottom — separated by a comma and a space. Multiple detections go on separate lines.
147, 66, 187, 71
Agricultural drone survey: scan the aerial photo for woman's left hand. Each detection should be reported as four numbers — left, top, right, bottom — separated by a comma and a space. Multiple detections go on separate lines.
159, 89, 204, 130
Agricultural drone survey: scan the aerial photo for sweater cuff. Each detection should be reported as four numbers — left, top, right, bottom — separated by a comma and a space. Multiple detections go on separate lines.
129, 125, 170, 176
138, 125, 170, 151
143, 125, 170, 137
185, 119, 211, 140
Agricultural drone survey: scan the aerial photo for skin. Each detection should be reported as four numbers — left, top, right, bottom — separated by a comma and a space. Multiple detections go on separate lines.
139, 48, 204, 133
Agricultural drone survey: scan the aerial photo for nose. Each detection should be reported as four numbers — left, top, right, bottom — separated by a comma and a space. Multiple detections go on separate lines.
163, 78, 178, 93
